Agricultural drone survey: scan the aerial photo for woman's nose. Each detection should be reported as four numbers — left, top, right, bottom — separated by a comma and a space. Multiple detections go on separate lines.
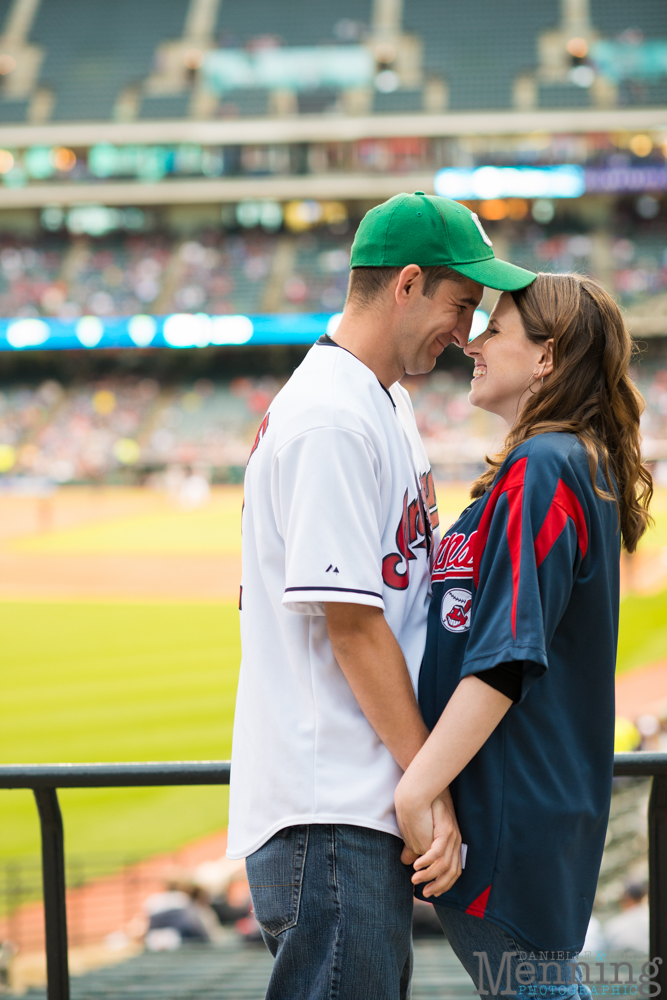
464, 328, 487, 358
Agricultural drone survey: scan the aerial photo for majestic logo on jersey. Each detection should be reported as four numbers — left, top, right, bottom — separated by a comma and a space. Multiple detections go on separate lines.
248, 412, 269, 462
382, 483, 433, 590
441, 588, 472, 633
432, 530, 477, 583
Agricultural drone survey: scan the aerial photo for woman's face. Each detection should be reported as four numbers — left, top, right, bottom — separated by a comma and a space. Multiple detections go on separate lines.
464, 291, 553, 426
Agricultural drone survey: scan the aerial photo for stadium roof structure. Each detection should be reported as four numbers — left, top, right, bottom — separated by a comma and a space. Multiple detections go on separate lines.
0, 106, 665, 148
0, 107, 663, 209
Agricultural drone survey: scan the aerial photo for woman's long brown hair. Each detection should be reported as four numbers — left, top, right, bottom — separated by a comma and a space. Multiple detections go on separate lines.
470, 273, 653, 553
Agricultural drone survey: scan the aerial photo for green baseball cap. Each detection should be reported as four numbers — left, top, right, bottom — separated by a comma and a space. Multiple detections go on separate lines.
351, 192, 536, 291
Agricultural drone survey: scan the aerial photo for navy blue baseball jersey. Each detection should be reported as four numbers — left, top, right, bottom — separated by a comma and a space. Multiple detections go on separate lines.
418, 432, 620, 953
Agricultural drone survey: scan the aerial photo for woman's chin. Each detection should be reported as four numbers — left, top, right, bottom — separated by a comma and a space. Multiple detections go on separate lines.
468, 382, 485, 408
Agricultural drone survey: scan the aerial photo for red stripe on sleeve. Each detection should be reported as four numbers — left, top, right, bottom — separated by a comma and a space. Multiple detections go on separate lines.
534, 502, 568, 568
473, 458, 527, 638
534, 479, 589, 567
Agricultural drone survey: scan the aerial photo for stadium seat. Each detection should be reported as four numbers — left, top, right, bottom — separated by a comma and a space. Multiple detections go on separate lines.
297, 89, 340, 115
538, 83, 591, 108
373, 89, 424, 114
0, 98, 29, 122
139, 94, 191, 120
212, 0, 373, 47
590, 0, 666, 38
403, 0, 556, 110
29, 0, 190, 121
619, 79, 667, 107
219, 88, 270, 117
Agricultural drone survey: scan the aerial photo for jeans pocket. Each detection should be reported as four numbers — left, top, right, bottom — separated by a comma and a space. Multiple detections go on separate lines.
246, 825, 309, 937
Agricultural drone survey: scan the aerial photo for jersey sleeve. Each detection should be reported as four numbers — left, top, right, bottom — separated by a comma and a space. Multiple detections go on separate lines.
461, 443, 589, 702
274, 427, 385, 615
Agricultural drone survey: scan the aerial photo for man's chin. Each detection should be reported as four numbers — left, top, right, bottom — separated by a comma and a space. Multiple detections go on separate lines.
405, 357, 437, 377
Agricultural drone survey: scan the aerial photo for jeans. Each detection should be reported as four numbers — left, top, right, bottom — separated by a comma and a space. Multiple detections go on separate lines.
246, 824, 414, 1000
436, 906, 592, 999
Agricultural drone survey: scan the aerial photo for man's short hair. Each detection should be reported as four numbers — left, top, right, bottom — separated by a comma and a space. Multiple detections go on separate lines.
347, 264, 466, 308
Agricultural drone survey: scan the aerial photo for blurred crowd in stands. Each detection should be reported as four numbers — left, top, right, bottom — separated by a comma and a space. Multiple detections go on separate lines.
0, 217, 666, 322
0, 228, 354, 320
138, 858, 651, 954
0, 356, 666, 487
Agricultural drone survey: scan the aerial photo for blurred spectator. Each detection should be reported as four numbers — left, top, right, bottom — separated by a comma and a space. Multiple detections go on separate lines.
637, 713, 661, 751
604, 882, 649, 955
0, 940, 16, 992
143, 880, 224, 950
178, 468, 211, 509
582, 915, 605, 954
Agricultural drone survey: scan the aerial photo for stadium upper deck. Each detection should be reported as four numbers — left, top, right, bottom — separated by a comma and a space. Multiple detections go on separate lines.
0, 0, 662, 125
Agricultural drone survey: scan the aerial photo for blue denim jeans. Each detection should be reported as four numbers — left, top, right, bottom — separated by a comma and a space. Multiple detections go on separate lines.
246, 824, 414, 1000
435, 906, 592, 999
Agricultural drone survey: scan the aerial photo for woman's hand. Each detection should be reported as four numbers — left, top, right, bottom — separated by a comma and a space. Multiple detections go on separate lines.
411, 788, 462, 897
395, 781, 463, 896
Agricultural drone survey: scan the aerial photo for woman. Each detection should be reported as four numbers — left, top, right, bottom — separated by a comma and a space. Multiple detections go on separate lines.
395, 273, 652, 994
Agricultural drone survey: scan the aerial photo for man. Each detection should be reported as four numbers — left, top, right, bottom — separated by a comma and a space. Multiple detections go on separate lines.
227, 192, 536, 999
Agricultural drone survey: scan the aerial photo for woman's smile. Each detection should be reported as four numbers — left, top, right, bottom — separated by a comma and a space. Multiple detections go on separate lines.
464, 292, 554, 426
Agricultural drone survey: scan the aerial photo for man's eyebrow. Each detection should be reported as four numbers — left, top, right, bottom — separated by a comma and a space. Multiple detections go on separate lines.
460, 296, 481, 308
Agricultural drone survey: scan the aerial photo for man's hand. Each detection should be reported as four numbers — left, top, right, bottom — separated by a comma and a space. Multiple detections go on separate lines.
411, 790, 462, 897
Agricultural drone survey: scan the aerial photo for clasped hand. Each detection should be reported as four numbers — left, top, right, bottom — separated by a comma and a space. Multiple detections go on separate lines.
394, 784, 462, 898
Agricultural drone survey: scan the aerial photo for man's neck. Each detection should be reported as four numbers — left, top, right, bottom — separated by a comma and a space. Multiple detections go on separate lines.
330, 309, 403, 388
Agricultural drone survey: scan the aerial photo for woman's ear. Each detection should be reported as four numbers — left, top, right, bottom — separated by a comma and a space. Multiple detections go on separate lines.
540, 338, 554, 377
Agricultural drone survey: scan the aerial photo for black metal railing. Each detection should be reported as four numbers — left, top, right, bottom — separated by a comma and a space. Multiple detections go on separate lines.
0, 755, 664, 1000
0, 762, 230, 1000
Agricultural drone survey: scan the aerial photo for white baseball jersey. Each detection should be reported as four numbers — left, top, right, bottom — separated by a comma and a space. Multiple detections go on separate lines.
226, 336, 440, 860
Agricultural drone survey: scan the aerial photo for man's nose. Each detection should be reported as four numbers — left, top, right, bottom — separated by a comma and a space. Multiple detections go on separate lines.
450, 323, 470, 350
463, 337, 479, 359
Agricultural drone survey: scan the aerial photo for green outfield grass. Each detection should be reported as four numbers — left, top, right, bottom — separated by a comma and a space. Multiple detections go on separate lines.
12, 492, 243, 555
0, 601, 240, 861
617, 588, 667, 676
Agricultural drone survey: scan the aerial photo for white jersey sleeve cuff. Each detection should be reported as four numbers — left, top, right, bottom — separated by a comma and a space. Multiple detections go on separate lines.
282, 585, 385, 616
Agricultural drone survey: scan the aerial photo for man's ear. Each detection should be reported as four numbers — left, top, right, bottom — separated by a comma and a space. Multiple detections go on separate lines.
394, 264, 422, 304
541, 338, 554, 377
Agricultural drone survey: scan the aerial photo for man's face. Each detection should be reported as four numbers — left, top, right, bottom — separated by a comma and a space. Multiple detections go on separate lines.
396, 272, 484, 376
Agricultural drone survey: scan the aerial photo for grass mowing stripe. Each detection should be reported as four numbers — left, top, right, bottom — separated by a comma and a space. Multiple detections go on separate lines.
0, 601, 240, 861
617, 587, 667, 676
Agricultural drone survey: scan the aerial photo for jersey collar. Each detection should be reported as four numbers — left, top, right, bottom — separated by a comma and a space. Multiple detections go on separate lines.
316, 334, 395, 408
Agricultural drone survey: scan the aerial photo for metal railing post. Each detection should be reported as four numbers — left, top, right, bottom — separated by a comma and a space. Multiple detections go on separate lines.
649, 775, 667, 996
33, 789, 69, 1000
